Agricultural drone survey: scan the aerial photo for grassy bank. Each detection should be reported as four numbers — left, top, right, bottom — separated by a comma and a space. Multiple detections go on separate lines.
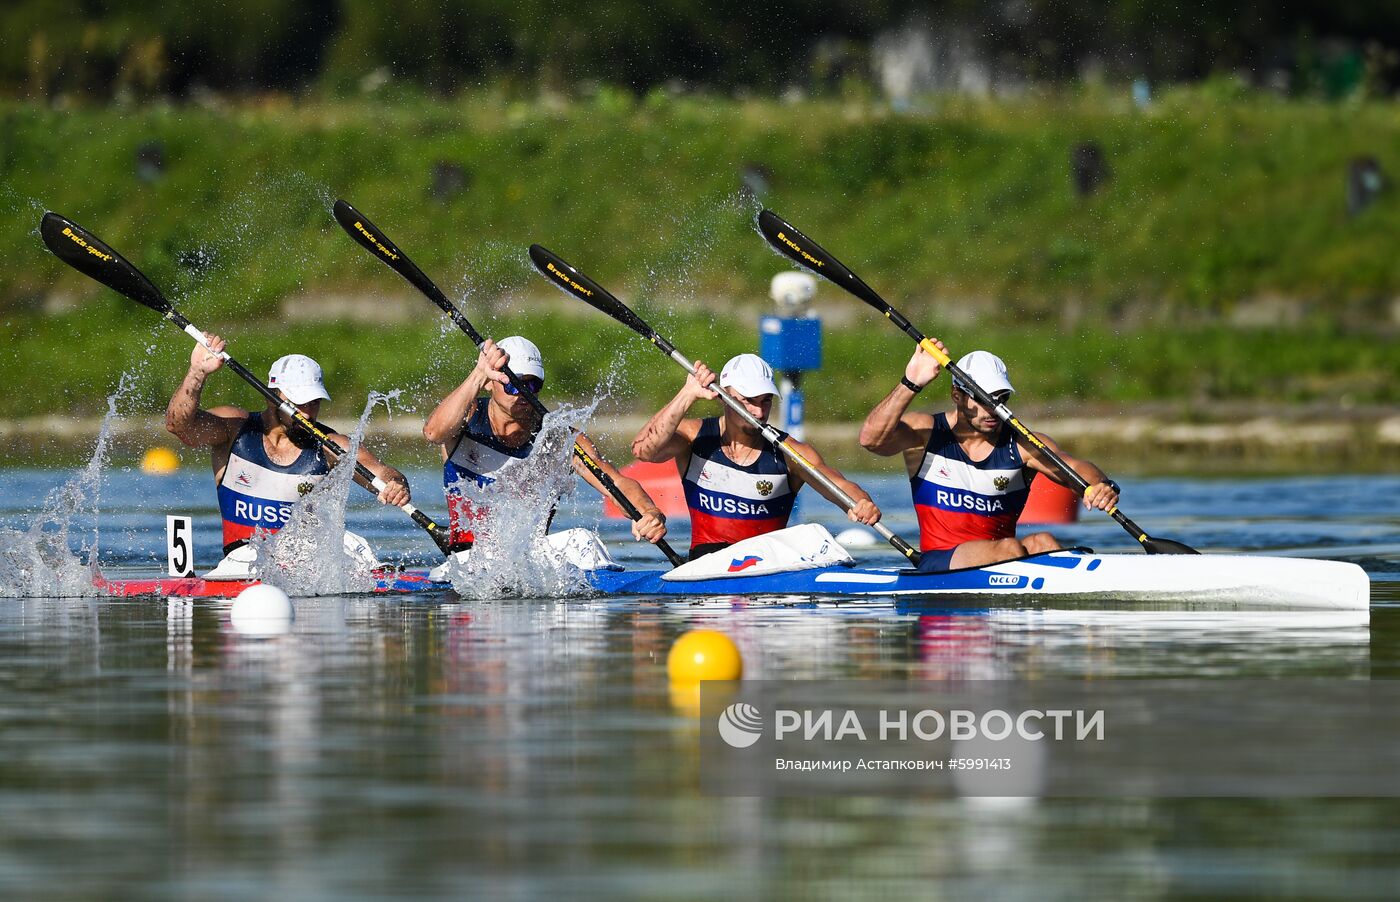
2, 89, 1398, 419
2, 312, 1393, 422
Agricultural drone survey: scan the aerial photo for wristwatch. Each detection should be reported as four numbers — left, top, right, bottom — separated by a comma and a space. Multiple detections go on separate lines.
900, 376, 923, 394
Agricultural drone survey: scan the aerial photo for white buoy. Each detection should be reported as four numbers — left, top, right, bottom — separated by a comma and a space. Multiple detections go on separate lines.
230, 583, 294, 636
835, 527, 878, 547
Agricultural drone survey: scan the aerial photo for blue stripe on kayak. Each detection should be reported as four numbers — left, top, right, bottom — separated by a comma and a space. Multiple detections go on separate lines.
585, 566, 1053, 596
1016, 555, 1084, 569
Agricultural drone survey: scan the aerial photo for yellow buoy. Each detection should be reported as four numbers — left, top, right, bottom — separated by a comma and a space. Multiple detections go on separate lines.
141, 446, 180, 475
667, 629, 743, 684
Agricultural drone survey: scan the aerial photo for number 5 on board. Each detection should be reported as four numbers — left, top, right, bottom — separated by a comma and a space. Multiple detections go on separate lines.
167, 515, 194, 577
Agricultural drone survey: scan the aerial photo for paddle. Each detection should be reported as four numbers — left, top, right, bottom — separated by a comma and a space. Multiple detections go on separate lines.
528, 244, 925, 566
332, 200, 685, 567
39, 211, 453, 556
755, 209, 1196, 555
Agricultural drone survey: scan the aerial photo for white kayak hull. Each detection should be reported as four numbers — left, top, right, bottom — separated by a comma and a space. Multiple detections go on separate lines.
586, 550, 1370, 610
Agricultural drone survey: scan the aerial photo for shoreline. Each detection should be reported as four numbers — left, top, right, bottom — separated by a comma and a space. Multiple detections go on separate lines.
5, 407, 1397, 475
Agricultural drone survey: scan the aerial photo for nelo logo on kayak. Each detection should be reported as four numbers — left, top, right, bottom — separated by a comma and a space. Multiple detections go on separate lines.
934, 489, 1005, 513
697, 493, 770, 516
987, 575, 1020, 586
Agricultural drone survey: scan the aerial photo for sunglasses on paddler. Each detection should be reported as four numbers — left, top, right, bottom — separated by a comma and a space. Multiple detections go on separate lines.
502, 376, 544, 396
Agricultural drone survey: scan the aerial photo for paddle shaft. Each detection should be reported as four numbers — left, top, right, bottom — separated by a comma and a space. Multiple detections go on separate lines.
528, 245, 923, 566
756, 209, 1193, 554
333, 201, 685, 566
39, 212, 451, 555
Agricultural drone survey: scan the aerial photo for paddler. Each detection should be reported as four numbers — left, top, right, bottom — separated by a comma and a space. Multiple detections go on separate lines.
423, 336, 668, 552
166, 337, 412, 555
633, 353, 881, 560
859, 345, 1119, 571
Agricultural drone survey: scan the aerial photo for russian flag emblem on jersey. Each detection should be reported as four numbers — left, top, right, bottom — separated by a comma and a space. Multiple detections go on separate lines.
728, 555, 763, 572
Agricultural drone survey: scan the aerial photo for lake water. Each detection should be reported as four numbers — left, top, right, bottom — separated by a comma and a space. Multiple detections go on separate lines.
1, 467, 1398, 899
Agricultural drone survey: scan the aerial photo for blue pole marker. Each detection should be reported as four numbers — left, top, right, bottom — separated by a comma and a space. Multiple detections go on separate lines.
759, 313, 822, 442
786, 382, 804, 435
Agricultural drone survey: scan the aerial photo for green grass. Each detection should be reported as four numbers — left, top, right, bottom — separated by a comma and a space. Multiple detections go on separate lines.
2, 89, 1398, 420
2, 312, 1393, 422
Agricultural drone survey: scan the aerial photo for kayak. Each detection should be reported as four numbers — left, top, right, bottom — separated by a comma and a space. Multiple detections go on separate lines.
95, 570, 452, 598
585, 549, 1370, 611
96, 529, 453, 597
93, 550, 1369, 611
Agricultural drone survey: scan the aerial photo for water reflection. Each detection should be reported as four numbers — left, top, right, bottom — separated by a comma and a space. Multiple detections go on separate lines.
3, 594, 1388, 897
1, 465, 1398, 896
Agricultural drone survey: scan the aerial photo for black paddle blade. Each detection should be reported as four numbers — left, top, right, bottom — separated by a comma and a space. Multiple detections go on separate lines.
756, 209, 893, 317
332, 199, 451, 309
1141, 535, 1199, 555
528, 244, 654, 341
40, 212, 170, 314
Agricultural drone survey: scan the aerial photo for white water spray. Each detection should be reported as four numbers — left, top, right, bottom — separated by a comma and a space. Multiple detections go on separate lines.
444, 401, 598, 599
248, 392, 398, 596
0, 376, 133, 597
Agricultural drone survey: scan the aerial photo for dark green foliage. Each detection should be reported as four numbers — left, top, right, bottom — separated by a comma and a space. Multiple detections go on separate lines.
4, 2, 1400, 99
3, 92, 1398, 420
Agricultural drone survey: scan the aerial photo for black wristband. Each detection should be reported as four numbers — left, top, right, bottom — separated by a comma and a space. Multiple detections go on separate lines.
1105, 479, 1121, 493
899, 376, 923, 394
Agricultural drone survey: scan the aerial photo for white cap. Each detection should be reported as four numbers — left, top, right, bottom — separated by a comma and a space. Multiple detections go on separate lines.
951, 350, 1014, 397
267, 354, 330, 404
497, 336, 545, 382
719, 353, 779, 398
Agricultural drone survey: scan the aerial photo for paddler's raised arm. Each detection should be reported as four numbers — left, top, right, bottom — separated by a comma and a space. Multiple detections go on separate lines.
165, 334, 246, 449
858, 343, 945, 456
631, 360, 717, 463
423, 339, 507, 445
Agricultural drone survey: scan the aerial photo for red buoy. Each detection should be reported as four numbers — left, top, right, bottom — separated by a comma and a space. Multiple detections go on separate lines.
603, 459, 688, 519
1019, 475, 1080, 525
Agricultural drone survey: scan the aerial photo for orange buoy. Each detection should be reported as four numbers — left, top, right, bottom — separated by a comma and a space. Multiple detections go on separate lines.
603, 459, 688, 519
1019, 475, 1079, 525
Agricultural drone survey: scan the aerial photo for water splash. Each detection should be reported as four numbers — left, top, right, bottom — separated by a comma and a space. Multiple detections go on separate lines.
444, 401, 598, 599
0, 376, 133, 597
2, 186, 52, 225
635, 190, 751, 309
248, 392, 399, 596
